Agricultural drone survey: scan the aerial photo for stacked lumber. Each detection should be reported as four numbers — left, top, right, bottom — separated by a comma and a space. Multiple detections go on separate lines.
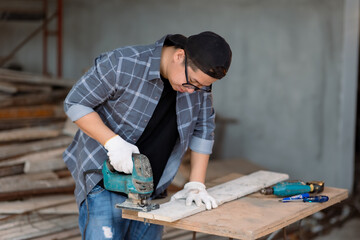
0, 69, 81, 239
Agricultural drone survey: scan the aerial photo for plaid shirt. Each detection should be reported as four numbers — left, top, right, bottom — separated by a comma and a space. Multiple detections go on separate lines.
63, 35, 215, 207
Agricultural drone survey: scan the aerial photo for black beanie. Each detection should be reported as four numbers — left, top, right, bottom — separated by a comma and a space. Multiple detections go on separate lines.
165, 31, 232, 79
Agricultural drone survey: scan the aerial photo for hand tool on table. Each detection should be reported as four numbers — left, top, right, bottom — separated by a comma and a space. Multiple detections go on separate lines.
102, 153, 160, 212
260, 180, 324, 197
280, 195, 329, 203
278, 193, 310, 202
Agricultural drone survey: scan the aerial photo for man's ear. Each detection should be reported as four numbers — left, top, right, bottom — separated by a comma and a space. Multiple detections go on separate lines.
174, 49, 185, 63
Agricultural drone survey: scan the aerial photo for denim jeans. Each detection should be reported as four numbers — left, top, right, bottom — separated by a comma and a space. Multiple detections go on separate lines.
78, 183, 163, 240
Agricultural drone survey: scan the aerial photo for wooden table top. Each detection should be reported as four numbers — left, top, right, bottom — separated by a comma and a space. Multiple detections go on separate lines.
123, 174, 348, 240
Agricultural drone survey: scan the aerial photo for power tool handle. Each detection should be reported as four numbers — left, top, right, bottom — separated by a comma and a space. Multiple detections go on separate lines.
106, 159, 116, 172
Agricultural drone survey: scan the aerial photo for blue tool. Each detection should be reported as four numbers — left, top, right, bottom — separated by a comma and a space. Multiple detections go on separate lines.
302, 196, 329, 203
102, 153, 159, 212
280, 195, 329, 203
279, 193, 310, 202
260, 181, 325, 197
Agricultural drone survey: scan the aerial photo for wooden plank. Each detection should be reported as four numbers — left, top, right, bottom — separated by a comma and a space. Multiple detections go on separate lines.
0, 136, 72, 160
123, 175, 348, 240
0, 124, 63, 142
0, 195, 76, 214
30, 228, 80, 240
24, 153, 66, 173
0, 214, 78, 240
0, 147, 66, 167
138, 170, 289, 222
0, 104, 65, 120
0, 163, 23, 177
0, 68, 73, 88
0, 82, 17, 94
0, 82, 52, 94
0, 173, 75, 201
0, 118, 66, 130
0, 89, 68, 108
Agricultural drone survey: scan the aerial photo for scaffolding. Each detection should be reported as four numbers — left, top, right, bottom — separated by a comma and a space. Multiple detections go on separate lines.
0, 0, 63, 77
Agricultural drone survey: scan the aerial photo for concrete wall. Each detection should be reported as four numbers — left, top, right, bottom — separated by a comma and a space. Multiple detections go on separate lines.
1, 0, 358, 191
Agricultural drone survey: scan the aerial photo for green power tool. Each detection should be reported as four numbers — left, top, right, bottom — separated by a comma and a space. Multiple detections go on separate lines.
260, 180, 325, 197
102, 153, 160, 212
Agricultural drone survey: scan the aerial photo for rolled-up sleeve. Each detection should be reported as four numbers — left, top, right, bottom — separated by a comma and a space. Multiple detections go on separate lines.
64, 52, 118, 122
189, 92, 215, 154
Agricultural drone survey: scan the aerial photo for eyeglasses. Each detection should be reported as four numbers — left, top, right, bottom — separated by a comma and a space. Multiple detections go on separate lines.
182, 56, 212, 92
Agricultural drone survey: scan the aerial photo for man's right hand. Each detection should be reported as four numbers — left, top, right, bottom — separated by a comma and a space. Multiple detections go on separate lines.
104, 135, 140, 173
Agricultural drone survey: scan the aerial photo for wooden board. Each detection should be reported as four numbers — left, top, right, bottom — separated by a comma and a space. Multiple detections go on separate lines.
24, 153, 65, 173
138, 170, 289, 222
0, 173, 75, 201
0, 147, 66, 167
0, 214, 78, 240
0, 136, 72, 160
0, 89, 68, 108
0, 195, 77, 215
0, 68, 73, 88
0, 124, 63, 142
123, 174, 348, 240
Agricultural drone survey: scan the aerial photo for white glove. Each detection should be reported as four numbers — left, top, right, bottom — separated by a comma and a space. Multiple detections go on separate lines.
170, 181, 218, 210
104, 135, 139, 174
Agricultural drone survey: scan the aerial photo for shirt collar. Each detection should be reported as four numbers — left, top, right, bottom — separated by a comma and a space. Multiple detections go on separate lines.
147, 35, 168, 82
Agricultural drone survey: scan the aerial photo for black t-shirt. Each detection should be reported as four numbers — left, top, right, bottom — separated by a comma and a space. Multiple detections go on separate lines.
136, 76, 179, 192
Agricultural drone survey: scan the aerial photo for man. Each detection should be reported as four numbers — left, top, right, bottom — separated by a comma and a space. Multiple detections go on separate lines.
63, 31, 232, 239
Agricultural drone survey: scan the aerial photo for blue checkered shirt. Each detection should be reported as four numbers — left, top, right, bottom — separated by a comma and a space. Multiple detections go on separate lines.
63, 35, 215, 207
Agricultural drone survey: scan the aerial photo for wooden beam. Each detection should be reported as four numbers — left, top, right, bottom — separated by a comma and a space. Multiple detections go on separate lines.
0, 81, 52, 94
0, 173, 75, 201
0, 195, 76, 215
0, 214, 78, 240
0, 82, 17, 94
0, 104, 65, 120
0, 68, 73, 88
0, 163, 23, 178
0, 136, 72, 161
0, 124, 63, 142
0, 147, 66, 168
24, 154, 66, 173
0, 89, 69, 108
0, 118, 66, 130
30, 228, 80, 240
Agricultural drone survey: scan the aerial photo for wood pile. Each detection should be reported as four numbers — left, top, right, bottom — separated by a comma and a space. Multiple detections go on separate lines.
0, 69, 81, 239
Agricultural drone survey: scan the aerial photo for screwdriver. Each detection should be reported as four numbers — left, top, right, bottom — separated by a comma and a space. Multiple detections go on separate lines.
279, 195, 329, 203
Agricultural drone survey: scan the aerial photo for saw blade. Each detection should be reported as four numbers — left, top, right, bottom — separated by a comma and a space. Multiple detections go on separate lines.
115, 200, 159, 212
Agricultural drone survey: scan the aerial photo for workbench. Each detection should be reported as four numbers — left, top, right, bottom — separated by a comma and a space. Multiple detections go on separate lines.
122, 173, 348, 240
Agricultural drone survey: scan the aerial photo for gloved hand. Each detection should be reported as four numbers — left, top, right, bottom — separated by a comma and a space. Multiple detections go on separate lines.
104, 135, 140, 174
171, 181, 218, 210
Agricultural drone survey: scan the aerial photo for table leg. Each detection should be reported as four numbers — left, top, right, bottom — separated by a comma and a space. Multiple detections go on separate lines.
283, 227, 287, 239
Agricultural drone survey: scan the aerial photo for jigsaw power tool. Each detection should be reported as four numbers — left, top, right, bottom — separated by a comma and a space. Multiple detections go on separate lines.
260, 180, 324, 197
102, 153, 160, 212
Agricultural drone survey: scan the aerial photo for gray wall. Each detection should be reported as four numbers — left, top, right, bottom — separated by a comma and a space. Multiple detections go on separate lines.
1, 0, 358, 191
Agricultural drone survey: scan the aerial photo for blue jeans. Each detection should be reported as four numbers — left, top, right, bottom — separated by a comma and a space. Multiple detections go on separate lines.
79, 183, 163, 240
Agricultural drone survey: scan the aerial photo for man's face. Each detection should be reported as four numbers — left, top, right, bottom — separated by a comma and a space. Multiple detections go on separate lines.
167, 50, 217, 93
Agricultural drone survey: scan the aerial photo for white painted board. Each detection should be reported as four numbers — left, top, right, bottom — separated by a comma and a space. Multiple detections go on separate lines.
138, 170, 289, 222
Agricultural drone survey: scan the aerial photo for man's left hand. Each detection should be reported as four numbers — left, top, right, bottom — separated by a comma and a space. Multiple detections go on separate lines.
171, 181, 218, 210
